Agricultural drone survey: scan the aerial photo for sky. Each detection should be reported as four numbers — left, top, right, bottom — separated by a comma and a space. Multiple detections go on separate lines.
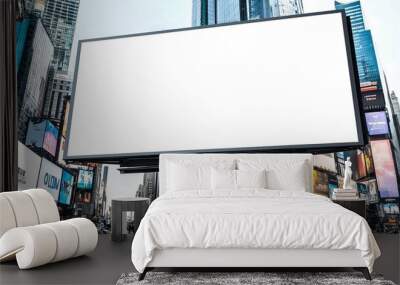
70, 0, 400, 197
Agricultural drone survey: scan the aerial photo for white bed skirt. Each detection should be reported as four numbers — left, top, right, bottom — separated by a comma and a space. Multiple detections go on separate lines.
148, 248, 366, 268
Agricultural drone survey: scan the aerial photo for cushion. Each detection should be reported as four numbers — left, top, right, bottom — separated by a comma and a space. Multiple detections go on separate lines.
24, 189, 60, 224
236, 169, 267, 189
165, 159, 235, 192
0, 218, 98, 269
42, 221, 79, 262
1, 192, 39, 227
211, 168, 236, 190
64, 218, 98, 257
237, 159, 308, 191
0, 226, 57, 269
167, 163, 211, 191
0, 196, 16, 237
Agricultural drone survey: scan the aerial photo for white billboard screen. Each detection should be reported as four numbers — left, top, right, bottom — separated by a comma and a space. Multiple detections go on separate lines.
66, 12, 363, 160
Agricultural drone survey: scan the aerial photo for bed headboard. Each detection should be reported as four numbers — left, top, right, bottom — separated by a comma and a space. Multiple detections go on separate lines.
158, 153, 314, 196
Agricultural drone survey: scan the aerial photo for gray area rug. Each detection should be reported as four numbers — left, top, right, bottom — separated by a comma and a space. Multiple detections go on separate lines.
116, 272, 396, 285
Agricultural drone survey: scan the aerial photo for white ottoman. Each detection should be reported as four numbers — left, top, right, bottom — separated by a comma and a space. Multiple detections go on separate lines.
0, 189, 98, 269
0, 218, 98, 269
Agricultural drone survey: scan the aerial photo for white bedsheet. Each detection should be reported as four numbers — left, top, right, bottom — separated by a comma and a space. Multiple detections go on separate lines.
131, 190, 380, 273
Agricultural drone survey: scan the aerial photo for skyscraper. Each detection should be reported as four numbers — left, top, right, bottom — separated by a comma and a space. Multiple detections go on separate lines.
267, 0, 303, 18
390, 91, 400, 116
193, 0, 244, 25
17, 19, 54, 142
136, 173, 158, 201
335, 1, 381, 86
42, 0, 80, 72
248, 0, 270, 19
42, 70, 72, 124
193, 0, 303, 26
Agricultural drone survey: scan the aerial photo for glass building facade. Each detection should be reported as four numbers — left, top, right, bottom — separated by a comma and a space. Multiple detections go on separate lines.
217, 0, 241, 23
192, 0, 303, 26
42, 0, 80, 72
335, 1, 381, 86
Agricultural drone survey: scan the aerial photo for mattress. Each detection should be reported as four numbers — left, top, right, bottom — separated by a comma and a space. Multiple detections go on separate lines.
131, 190, 380, 273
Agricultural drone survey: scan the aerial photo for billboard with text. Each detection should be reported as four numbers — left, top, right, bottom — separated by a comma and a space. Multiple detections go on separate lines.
37, 158, 62, 201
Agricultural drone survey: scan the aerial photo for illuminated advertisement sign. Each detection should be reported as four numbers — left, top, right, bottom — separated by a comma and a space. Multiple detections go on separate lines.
77, 169, 94, 190
25, 120, 46, 148
370, 140, 399, 198
59, 170, 74, 205
361, 93, 385, 111
43, 121, 59, 157
25, 120, 59, 157
365, 111, 389, 136
37, 158, 62, 201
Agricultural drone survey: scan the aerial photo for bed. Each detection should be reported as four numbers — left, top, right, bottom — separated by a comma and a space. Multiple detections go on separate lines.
131, 154, 380, 280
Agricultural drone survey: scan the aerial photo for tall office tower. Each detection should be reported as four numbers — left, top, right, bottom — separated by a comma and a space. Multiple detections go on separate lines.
388, 90, 400, 171
23, 0, 35, 15
248, 0, 270, 19
217, 0, 242, 23
268, 0, 303, 18
390, 91, 400, 116
335, 1, 381, 86
42, 70, 72, 124
136, 173, 158, 201
32, 0, 46, 18
42, 0, 79, 72
17, 19, 54, 142
193, 0, 242, 25
193, 0, 303, 26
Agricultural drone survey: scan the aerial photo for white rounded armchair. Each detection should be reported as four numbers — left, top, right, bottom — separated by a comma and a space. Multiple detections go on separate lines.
0, 189, 98, 269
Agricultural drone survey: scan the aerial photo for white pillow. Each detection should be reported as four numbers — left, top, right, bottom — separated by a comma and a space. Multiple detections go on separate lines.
211, 168, 236, 190
211, 169, 268, 190
167, 163, 211, 191
237, 159, 308, 191
236, 169, 267, 189
165, 159, 236, 193
266, 166, 307, 191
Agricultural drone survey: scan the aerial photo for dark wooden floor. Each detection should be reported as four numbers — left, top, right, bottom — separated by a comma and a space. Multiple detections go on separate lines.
0, 234, 134, 285
0, 233, 398, 285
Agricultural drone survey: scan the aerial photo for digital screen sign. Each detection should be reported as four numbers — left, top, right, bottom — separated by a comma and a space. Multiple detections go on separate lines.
59, 170, 75, 205
25, 120, 59, 157
370, 140, 399, 198
25, 120, 46, 148
361, 91, 385, 111
77, 169, 94, 190
43, 121, 59, 157
365, 111, 389, 136
37, 158, 62, 201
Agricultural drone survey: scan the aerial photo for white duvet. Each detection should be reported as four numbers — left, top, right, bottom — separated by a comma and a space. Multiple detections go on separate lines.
131, 190, 380, 273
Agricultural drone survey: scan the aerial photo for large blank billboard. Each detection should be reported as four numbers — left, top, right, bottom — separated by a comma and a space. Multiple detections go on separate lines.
66, 11, 363, 161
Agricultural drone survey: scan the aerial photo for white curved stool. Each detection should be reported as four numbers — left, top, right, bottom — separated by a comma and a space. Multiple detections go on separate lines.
0, 189, 98, 269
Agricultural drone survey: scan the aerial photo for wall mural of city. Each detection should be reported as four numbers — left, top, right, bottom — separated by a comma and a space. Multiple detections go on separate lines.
16, 0, 400, 233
